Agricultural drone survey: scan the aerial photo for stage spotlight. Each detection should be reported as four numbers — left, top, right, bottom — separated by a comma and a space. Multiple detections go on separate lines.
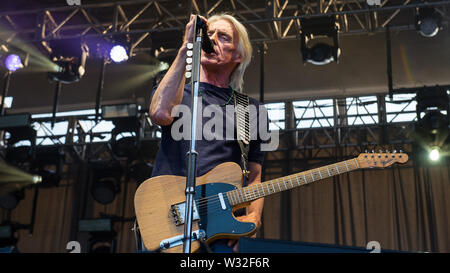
416, 7, 442, 38
429, 146, 440, 161
413, 86, 450, 161
91, 162, 123, 205
1, 46, 29, 73
0, 114, 36, 157
109, 45, 129, 63
48, 59, 86, 83
106, 34, 132, 63
35, 169, 61, 188
4, 54, 23, 72
32, 146, 64, 188
47, 38, 89, 84
302, 43, 341, 66
91, 177, 119, 205
0, 190, 24, 210
415, 86, 449, 136
102, 104, 141, 159
300, 16, 340, 65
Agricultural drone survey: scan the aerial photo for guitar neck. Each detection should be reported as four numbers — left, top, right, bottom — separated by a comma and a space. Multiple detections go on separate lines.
226, 158, 360, 206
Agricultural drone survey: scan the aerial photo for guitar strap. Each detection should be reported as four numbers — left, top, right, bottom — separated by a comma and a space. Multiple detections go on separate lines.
233, 91, 250, 185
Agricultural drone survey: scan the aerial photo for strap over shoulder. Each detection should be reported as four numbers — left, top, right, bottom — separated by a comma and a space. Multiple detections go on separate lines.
234, 92, 250, 181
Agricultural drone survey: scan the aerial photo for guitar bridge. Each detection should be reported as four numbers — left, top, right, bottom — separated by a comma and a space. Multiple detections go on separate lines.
160, 229, 206, 250
171, 201, 200, 226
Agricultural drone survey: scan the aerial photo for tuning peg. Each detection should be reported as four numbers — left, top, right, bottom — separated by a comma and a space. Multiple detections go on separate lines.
186, 57, 192, 64
399, 149, 403, 153
186, 64, 192, 71
187, 50, 193, 57
185, 71, 192, 78
372, 150, 375, 153
365, 150, 368, 153
393, 150, 397, 153
187, 43, 193, 49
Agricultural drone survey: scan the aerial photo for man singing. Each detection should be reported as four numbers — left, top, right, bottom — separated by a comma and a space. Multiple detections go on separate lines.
149, 13, 266, 253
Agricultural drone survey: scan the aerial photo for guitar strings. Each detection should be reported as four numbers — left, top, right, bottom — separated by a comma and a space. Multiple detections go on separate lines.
191, 161, 358, 211
184, 162, 360, 221
194, 161, 357, 206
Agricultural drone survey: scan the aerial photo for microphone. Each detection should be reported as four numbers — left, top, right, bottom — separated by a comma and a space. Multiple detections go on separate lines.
196, 15, 215, 54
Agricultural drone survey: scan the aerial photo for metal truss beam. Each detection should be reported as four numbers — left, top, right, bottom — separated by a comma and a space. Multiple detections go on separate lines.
0, 0, 449, 53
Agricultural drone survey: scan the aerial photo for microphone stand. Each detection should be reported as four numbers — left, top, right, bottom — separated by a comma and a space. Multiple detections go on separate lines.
183, 15, 203, 253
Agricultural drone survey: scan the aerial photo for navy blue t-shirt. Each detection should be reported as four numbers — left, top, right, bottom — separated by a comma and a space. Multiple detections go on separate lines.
151, 82, 266, 184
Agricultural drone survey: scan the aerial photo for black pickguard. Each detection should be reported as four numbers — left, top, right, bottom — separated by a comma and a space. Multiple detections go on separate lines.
195, 183, 255, 243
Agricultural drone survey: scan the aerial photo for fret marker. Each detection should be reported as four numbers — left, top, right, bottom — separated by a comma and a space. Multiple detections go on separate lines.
354, 158, 360, 168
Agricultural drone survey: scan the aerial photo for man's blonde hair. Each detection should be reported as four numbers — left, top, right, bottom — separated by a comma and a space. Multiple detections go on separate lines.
208, 13, 252, 92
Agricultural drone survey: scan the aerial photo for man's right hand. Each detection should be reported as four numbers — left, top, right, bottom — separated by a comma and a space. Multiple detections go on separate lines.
182, 14, 209, 49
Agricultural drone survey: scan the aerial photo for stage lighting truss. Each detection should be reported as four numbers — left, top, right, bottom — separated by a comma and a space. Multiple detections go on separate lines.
47, 38, 89, 84
415, 7, 443, 38
0, 0, 448, 54
300, 16, 340, 65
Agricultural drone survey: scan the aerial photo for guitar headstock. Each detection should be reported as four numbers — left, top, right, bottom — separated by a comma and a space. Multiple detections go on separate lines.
357, 151, 409, 168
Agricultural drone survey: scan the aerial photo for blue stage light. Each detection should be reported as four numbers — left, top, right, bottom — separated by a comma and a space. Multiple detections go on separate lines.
4, 54, 23, 72
109, 45, 129, 63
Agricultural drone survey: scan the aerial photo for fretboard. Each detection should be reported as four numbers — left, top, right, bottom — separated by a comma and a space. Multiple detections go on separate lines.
226, 158, 360, 206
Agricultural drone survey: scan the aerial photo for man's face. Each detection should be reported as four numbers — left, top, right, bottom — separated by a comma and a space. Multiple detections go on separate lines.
201, 19, 242, 71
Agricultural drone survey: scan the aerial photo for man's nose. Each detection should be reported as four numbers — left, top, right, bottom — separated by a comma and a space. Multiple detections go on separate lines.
209, 32, 218, 45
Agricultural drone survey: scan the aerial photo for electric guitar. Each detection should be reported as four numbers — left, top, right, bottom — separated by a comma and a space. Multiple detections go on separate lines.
134, 152, 408, 253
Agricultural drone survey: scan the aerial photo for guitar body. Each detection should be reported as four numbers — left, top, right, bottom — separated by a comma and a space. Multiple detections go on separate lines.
134, 162, 256, 253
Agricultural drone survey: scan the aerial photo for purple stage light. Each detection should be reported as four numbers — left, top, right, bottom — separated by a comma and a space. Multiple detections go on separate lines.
109, 45, 128, 63
4, 54, 23, 72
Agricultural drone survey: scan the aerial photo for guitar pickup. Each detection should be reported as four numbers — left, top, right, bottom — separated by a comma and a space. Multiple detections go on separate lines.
171, 201, 200, 226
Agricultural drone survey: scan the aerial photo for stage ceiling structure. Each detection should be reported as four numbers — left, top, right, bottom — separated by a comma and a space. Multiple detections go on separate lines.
0, 0, 449, 113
